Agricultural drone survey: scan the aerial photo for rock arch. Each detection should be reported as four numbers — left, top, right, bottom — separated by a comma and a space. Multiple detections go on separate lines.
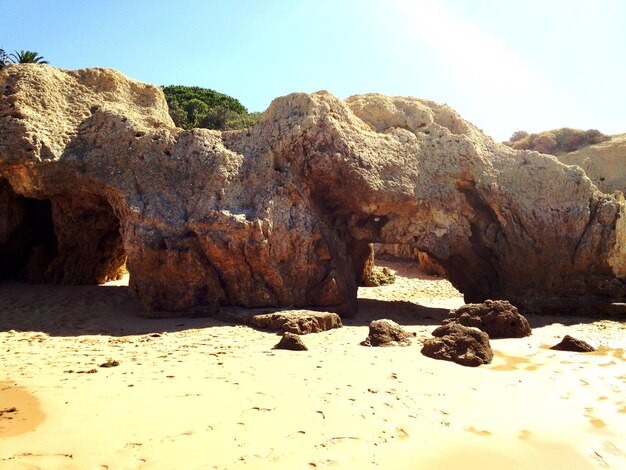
2, 65, 626, 317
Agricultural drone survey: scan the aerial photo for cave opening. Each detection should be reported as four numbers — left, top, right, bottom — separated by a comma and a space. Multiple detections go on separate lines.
0, 179, 127, 285
368, 243, 455, 293
0, 193, 58, 282
353, 242, 465, 325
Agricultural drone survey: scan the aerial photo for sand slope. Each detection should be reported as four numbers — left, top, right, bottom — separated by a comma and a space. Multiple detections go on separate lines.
1, 259, 625, 469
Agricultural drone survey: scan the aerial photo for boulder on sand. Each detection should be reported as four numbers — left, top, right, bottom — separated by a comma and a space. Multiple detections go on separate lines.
361, 319, 416, 347
421, 323, 494, 367
550, 335, 596, 352
443, 300, 532, 338
249, 310, 342, 335
273, 332, 308, 351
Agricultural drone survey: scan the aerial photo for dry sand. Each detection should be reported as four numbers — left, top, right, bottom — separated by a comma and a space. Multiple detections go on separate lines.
1, 259, 625, 469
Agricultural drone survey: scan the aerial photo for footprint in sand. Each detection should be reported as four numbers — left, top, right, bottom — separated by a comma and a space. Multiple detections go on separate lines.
395, 426, 409, 440
464, 425, 491, 436
585, 415, 606, 429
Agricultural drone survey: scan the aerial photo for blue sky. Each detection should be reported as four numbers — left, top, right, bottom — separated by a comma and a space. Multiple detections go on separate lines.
3, 0, 625, 140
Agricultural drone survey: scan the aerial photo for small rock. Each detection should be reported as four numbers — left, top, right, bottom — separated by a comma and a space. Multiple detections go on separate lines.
361, 319, 415, 347
362, 266, 397, 287
444, 300, 531, 338
99, 359, 120, 368
273, 332, 308, 351
550, 335, 595, 352
421, 323, 493, 367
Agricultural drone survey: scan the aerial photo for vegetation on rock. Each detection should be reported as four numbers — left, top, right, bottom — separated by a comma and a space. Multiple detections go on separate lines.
504, 128, 609, 155
9, 50, 48, 64
1, 48, 48, 68
0, 49, 8, 69
162, 85, 261, 130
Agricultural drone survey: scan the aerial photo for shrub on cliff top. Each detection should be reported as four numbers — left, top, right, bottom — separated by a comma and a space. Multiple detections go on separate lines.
504, 128, 609, 155
162, 85, 260, 131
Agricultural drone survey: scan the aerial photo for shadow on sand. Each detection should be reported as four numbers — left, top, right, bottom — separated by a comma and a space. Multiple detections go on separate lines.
0, 279, 457, 338
1, 257, 621, 337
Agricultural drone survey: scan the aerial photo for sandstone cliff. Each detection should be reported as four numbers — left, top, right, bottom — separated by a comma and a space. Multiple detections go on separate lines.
2, 65, 625, 317
558, 134, 626, 195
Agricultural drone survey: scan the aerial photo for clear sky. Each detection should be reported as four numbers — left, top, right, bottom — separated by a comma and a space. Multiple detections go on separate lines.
3, 0, 625, 140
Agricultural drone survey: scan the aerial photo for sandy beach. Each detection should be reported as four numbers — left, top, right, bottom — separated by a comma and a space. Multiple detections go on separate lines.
1, 258, 625, 469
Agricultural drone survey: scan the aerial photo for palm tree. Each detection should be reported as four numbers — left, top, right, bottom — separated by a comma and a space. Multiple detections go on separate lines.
10, 50, 48, 64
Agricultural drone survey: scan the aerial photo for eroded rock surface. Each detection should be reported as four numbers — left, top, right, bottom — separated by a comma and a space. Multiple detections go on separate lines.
421, 324, 493, 367
558, 134, 626, 194
2, 65, 626, 317
361, 319, 415, 347
361, 247, 396, 287
249, 310, 342, 335
443, 300, 532, 338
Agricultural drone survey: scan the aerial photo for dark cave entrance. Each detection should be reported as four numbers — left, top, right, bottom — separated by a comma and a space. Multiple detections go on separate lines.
0, 194, 58, 282
0, 179, 127, 285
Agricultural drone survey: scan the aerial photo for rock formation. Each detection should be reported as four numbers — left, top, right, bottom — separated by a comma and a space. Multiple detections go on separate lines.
421, 323, 494, 367
360, 246, 396, 287
2, 65, 626, 317
249, 310, 342, 335
550, 335, 596, 352
361, 319, 416, 347
443, 300, 532, 338
557, 134, 626, 194
273, 332, 308, 351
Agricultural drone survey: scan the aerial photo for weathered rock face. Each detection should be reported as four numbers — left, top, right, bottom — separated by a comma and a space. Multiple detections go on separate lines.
443, 300, 532, 339
558, 134, 626, 194
249, 310, 342, 335
2, 65, 626, 317
421, 323, 494, 367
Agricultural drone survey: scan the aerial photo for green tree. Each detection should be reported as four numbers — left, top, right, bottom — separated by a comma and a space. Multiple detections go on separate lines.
162, 85, 260, 130
166, 100, 187, 128
10, 50, 48, 64
163, 85, 247, 115
184, 98, 209, 128
509, 130, 529, 142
